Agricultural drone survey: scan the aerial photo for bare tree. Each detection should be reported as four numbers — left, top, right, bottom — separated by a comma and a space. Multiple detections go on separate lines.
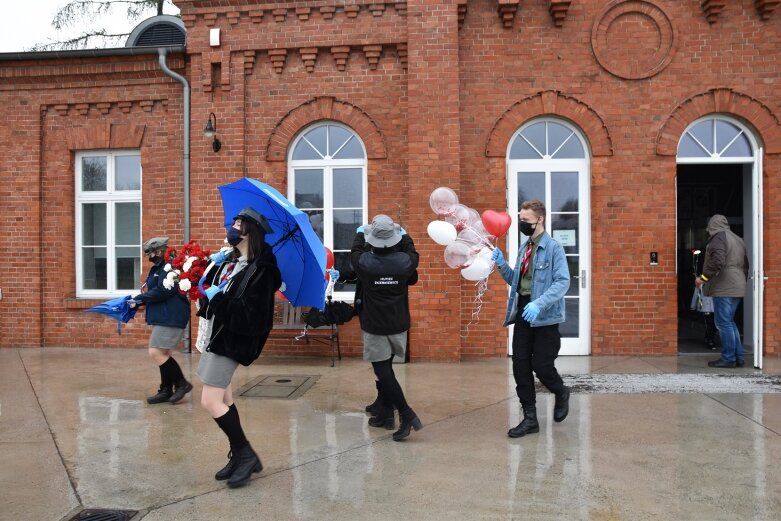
31, 0, 177, 51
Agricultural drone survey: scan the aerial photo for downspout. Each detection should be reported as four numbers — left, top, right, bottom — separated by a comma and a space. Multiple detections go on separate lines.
158, 47, 192, 353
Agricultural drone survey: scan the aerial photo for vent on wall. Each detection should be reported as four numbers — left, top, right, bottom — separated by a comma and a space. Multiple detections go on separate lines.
125, 14, 186, 47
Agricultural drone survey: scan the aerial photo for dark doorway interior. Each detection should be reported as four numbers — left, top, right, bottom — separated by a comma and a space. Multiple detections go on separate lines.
677, 164, 744, 353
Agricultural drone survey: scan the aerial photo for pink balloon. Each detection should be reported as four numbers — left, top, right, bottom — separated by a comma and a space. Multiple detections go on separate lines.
443, 239, 474, 269
429, 187, 459, 216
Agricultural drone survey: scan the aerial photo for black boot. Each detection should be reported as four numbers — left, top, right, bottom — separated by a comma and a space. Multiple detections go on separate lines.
226, 444, 263, 488
368, 407, 395, 430
365, 381, 382, 416
393, 409, 423, 441
169, 378, 193, 403
508, 406, 539, 438
553, 386, 570, 423
147, 386, 173, 404
215, 450, 240, 481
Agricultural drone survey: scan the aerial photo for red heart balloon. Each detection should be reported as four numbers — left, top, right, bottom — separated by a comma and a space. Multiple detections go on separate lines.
481, 210, 512, 238
325, 246, 335, 269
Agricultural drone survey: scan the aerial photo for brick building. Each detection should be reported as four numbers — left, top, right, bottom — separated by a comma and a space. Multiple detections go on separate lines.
1, 0, 779, 365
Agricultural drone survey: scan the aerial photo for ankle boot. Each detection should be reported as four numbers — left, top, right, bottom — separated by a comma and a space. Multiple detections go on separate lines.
147, 386, 173, 404
169, 378, 194, 404
215, 450, 239, 481
368, 407, 395, 430
226, 444, 263, 488
393, 409, 423, 441
553, 386, 570, 423
508, 406, 539, 438
365, 381, 382, 416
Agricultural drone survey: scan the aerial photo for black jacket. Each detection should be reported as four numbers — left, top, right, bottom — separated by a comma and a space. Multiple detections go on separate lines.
350, 233, 419, 335
197, 246, 281, 365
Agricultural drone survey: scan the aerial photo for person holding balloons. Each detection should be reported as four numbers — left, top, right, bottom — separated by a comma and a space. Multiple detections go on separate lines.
491, 199, 571, 438
351, 214, 423, 441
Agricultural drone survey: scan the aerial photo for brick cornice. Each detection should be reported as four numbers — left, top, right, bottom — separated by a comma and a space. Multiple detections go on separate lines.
497, 0, 520, 29
656, 88, 781, 155
266, 96, 386, 161
485, 91, 613, 157
756, 0, 781, 20
701, 0, 727, 24
41, 99, 168, 117
549, 0, 572, 27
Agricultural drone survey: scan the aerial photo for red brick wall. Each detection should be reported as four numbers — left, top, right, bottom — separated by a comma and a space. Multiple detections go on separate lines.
1, 0, 780, 359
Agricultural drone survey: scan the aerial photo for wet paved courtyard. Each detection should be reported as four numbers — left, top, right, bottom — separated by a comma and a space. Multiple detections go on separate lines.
1, 348, 779, 521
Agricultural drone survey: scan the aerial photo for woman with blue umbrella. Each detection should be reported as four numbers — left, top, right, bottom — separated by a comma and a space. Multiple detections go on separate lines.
196, 207, 282, 489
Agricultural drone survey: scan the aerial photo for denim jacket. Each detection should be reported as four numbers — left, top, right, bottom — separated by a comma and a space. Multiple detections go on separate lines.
497, 232, 570, 327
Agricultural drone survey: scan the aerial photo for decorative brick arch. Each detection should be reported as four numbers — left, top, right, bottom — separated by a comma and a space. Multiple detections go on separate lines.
266, 96, 387, 161
656, 88, 781, 155
485, 90, 613, 157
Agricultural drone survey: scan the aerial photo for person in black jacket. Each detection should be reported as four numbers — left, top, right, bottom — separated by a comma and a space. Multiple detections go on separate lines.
351, 214, 423, 441
131, 237, 193, 405
196, 207, 281, 488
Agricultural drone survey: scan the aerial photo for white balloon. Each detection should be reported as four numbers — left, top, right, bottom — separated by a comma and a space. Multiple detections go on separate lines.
427, 220, 457, 246
461, 257, 492, 281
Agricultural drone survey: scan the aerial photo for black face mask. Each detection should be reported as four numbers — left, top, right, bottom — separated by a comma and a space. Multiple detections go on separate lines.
519, 220, 537, 236
226, 227, 243, 246
148, 255, 162, 264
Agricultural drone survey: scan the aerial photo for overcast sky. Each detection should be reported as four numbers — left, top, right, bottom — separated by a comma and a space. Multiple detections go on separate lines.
1, 1, 179, 53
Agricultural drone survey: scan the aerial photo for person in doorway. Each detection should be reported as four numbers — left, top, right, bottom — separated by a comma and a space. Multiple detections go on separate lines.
491, 199, 571, 438
130, 237, 193, 405
695, 214, 749, 368
351, 214, 422, 441
196, 207, 281, 488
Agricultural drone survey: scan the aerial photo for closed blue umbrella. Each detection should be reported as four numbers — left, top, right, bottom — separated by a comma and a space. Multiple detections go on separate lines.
84, 295, 138, 334
218, 178, 327, 308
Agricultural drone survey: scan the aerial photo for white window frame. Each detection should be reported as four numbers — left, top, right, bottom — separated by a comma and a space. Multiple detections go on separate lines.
75, 150, 142, 298
287, 122, 368, 302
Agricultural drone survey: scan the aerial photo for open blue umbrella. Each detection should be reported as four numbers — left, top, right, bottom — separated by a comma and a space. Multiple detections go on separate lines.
84, 295, 138, 334
218, 178, 327, 308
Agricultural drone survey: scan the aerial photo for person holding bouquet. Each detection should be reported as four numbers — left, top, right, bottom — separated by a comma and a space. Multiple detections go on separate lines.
130, 237, 194, 404
196, 208, 281, 488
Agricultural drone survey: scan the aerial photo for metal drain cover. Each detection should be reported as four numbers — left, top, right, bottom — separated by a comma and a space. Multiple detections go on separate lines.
70, 509, 137, 521
237, 375, 320, 399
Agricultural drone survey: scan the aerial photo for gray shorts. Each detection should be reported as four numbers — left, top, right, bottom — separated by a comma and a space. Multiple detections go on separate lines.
197, 351, 239, 389
362, 330, 407, 362
149, 325, 185, 349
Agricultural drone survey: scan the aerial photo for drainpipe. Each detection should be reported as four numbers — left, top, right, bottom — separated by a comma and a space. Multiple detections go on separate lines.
158, 47, 192, 353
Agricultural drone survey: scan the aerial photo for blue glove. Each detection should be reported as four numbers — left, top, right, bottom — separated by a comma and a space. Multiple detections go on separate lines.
491, 248, 505, 267
356, 225, 366, 234
329, 268, 340, 282
522, 301, 541, 322
204, 285, 223, 301
210, 249, 229, 264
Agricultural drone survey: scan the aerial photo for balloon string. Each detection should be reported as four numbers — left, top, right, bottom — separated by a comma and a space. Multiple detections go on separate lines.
461, 265, 495, 338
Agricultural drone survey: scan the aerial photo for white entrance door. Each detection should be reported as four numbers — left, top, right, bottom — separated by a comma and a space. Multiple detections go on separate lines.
677, 115, 763, 368
506, 119, 591, 355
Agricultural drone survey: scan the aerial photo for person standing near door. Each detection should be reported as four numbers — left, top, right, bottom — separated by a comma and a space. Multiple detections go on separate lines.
491, 199, 571, 438
695, 214, 749, 368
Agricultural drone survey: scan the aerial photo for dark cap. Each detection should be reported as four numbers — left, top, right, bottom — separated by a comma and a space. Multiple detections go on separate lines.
142, 236, 169, 254
234, 207, 273, 234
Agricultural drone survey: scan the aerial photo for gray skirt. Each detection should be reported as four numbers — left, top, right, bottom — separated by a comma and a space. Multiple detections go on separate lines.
149, 325, 185, 349
362, 330, 407, 362
197, 351, 240, 389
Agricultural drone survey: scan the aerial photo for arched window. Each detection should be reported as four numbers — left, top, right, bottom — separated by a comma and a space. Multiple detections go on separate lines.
288, 122, 367, 298
509, 120, 586, 160
678, 117, 754, 160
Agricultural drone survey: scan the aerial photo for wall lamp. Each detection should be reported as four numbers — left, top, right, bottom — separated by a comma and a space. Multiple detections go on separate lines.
204, 112, 222, 152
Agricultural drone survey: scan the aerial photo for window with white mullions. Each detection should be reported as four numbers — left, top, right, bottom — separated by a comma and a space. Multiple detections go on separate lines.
678, 117, 753, 159
76, 151, 142, 297
289, 122, 367, 300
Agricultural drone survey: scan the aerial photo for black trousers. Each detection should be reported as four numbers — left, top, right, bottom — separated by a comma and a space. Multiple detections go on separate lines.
511, 296, 564, 408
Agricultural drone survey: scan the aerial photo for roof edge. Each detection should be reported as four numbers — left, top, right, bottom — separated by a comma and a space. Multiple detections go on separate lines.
0, 45, 186, 62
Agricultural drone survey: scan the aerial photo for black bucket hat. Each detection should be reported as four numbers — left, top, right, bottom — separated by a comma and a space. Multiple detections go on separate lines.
142, 236, 169, 254
233, 207, 273, 234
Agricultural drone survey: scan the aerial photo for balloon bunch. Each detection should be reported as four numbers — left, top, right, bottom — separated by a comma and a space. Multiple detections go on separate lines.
426, 187, 512, 281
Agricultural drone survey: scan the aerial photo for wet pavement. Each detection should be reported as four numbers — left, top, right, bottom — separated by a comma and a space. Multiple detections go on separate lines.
1, 348, 780, 521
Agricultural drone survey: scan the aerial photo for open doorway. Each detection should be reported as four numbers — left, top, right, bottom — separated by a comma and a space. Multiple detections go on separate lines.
676, 163, 748, 353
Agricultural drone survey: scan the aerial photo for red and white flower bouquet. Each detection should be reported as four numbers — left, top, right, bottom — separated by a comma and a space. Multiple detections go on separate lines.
162, 240, 211, 300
